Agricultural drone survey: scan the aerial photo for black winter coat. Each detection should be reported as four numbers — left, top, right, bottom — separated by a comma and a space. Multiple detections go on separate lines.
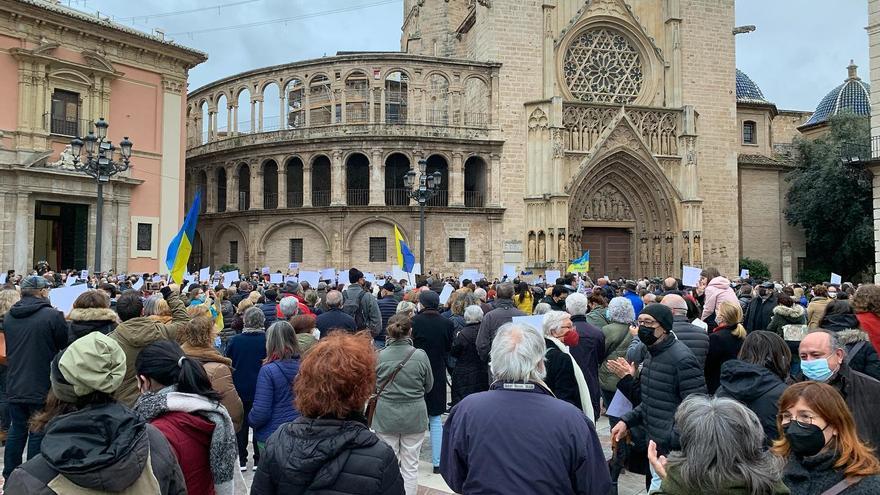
412, 310, 453, 416
621, 335, 707, 454
252, 416, 403, 495
705, 325, 744, 394
716, 360, 787, 445
670, 315, 709, 367
450, 322, 488, 406
569, 315, 605, 418
829, 326, 880, 381
744, 294, 778, 332
2, 296, 68, 404
544, 338, 582, 411
66, 307, 118, 344
783, 450, 880, 495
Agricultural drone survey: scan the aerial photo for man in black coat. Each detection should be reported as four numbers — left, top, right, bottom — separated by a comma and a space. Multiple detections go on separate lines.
661, 294, 709, 367
744, 282, 778, 332
2, 276, 68, 479
475, 282, 525, 364
611, 304, 707, 493
412, 290, 453, 472
565, 293, 605, 421
315, 290, 356, 335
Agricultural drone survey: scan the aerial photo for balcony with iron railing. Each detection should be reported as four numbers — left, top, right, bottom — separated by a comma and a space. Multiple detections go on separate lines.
346, 189, 369, 206
385, 189, 410, 206
287, 191, 304, 208
312, 190, 331, 207
263, 192, 278, 209
44, 113, 93, 138
464, 190, 485, 207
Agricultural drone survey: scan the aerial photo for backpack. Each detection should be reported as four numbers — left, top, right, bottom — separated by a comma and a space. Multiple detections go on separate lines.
342, 289, 369, 332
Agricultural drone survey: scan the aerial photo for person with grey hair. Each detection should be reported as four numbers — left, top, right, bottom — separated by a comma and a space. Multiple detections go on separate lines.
661, 293, 709, 367
476, 282, 526, 364
542, 311, 594, 420
315, 290, 356, 335
224, 305, 268, 470
396, 300, 417, 317
441, 323, 611, 495
647, 395, 788, 494
599, 297, 635, 420
566, 292, 605, 420
533, 302, 551, 315
451, 306, 489, 406
278, 296, 300, 320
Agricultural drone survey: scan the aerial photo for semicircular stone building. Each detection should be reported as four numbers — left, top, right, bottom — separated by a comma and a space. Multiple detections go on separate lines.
185, 0, 816, 280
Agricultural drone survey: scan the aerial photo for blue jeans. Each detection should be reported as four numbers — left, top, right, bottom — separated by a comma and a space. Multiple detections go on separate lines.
3, 402, 45, 479
429, 415, 442, 467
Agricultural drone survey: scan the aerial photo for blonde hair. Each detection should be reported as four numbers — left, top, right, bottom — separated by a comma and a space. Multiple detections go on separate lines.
236, 298, 254, 314
0, 289, 21, 318
248, 291, 261, 304
717, 301, 746, 339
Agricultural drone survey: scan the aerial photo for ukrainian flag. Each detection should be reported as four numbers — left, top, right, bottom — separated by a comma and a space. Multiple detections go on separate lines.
165, 191, 201, 285
567, 250, 590, 274
394, 225, 416, 273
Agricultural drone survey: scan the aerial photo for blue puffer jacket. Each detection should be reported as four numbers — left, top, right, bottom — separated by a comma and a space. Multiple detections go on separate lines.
260, 302, 278, 329
249, 358, 301, 443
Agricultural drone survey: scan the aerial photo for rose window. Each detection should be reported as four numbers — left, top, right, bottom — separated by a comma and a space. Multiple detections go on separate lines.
563, 27, 644, 104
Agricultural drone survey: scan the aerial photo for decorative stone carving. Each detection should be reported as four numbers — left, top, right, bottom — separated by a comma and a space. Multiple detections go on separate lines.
563, 27, 644, 104
538, 235, 546, 263
47, 144, 76, 170
693, 232, 702, 264
528, 233, 537, 265
584, 185, 634, 221
639, 234, 649, 265
562, 105, 680, 155
652, 235, 661, 265
528, 108, 549, 130
559, 234, 568, 263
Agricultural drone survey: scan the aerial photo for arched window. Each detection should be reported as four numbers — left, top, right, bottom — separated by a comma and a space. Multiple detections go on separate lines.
237, 87, 252, 134
346, 153, 370, 206
237, 164, 250, 211
385, 153, 410, 206
284, 79, 304, 128
263, 160, 278, 209
464, 156, 487, 207
428, 74, 449, 125
743, 120, 757, 144
426, 154, 449, 207
216, 94, 228, 138
200, 101, 209, 144
345, 71, 369, 123
309, 75, 332, 126
311, 155, 331, 207
463, 78, 490, 127
386, 72, 409, 124
286, 157, 304, 207
197, 170, 208, 214
216, 167, 227, 212
261, 82, 281, 131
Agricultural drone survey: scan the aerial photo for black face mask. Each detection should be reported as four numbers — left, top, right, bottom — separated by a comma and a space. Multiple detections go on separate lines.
638, 325, 659, 346
784, 421, 828, 458
758, 288, 768, 297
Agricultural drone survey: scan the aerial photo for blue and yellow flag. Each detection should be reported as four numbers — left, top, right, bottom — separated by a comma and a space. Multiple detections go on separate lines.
567, 250, 590, 274
165, 191, 201, 285
394, 225, 416, 273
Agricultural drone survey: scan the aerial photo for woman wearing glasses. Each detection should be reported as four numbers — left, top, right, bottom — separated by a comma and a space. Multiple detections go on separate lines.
773, 381, 880, 494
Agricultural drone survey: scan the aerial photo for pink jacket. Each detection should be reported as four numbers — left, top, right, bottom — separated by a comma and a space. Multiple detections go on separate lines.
701, 276, 738, 320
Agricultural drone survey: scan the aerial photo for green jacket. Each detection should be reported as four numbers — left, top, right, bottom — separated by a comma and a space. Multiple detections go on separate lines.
372, 338, 433, 435
585, 306, 610, 329
656, 463, 790, 495
109, 294, 189, 407
598, 322, 633, 392
766, 304, 807, 339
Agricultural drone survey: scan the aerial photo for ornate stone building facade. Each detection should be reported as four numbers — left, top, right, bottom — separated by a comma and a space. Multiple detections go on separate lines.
186, 0, 809, 279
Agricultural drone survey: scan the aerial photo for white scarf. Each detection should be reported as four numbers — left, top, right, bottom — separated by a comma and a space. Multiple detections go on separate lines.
546, 336, 595, 423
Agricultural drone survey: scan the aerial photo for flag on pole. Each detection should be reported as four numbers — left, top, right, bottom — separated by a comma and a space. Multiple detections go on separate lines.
567, 250, 590, 273
394, 225, 416, 273
165, 191, 202, 285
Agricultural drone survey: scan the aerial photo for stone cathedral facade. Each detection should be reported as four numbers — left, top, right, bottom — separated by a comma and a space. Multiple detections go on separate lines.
186, 0, 807, 280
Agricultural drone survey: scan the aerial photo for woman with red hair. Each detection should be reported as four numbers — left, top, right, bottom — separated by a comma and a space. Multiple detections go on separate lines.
251, 332, 403, 494
773, 381, 880, 494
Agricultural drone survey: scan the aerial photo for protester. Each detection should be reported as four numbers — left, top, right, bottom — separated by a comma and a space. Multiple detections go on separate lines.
744, 282, 778, 332
412, 289, 452, 473
542, 310, 594, 419
290, 314, 318, 352
135, 340, 245, 495
514, 281, 534, 314
566, 292, 605, 420
303, 289, 322, 315
623, 280, 644, 316
699, 269, 737, 323
110, 285, 190, 407
343, 268, 382, 337
250, 333, 404, 494
717, 330, 790, 444
737, 283, 754, 311
807, 284, 832, 329
230, 298, 253, 332
450, 305, 489, 406
259, 289, 279, 329
476, 282, 526, 363
661, 294, 709, 367
377, 281, 399, 345
5, 333, 186, 494
853, 284, 880, 357
585, 292, 610, 328
373, 313, 432, 495
67, 289, 118, 343
0, 288, 20, 441
705, 301, 746, 394
611, 304, 707, 493
2, 275, 68, 480
767, 293, 807, 338
440, 322, 611, 495
647, 395, 788, 495
820, 300, 880, 380
224, 306, 267, 471
774, 381, 880, 494
316, 290, 357, 334
598, 296, 635, 423
179, 313, 244, 432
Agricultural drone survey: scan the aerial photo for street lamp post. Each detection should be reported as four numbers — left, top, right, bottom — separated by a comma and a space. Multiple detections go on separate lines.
70, 118, 133, 274
403, 159, 442, 270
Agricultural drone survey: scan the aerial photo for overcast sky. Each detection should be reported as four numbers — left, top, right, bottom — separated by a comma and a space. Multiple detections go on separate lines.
73, 0, 868, 111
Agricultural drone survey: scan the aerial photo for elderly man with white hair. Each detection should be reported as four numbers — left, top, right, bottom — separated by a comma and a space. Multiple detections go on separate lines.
565, 292, 605, 420
278, 296, 300, 321
440, 323, 611, 495
661, 293, 709, 367
450, 305, 489, 406
542, 311, 594, 419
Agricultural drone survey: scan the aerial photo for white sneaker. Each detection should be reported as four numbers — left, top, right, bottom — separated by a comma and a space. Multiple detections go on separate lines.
252, 464, 259, 472
239, 464, 247, 472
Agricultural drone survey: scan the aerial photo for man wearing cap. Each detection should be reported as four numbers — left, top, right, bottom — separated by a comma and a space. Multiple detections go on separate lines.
342, 268, 382, 337
376, 281, 399, 348
610, 303, 706, 493
5, 333, 186, 494
623, 280, 644, 316
744, 281, 778, 332
2, 275, 68, 479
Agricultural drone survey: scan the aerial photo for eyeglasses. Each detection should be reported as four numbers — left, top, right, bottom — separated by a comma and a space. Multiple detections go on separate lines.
778, 412, 819, 428
636, 319, 658, 326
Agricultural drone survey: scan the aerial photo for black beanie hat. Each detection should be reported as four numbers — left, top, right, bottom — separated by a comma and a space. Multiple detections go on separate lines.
419, 290, 440, 310
640, 303, 673, 332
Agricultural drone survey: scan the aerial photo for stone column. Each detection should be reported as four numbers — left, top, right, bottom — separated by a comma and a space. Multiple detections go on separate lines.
250, 163, 263, 210
226, 164, 238, 212
279, 94, 285, 130
369, 148, 384, 206
303, 159, 313, 207
277, 158, 288, 209
250, 99, 257, 132
256, 97, 265, 132
303, 90, 311, 127
488, 153, 502, 207
205, 167, 216, 213
226, 104, 233, 136
231, 104, 238, 135
331, 149, 345, 206
331, 90, 339, 124
450, 152, 464, 206
13, 192, 30, 274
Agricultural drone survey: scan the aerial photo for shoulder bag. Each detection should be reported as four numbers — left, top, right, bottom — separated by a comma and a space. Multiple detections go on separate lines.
366, 347, 417, 428
820, 476, 863, 495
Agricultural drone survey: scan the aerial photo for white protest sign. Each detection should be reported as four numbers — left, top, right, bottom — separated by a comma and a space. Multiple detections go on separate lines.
682, 265, 702, 288
80, 269, 88, 279
132, 277, 144, 291
606, 389, 634, 417
222, 270, 240, 288
65, 276, 78, 287
261, 266, 270, 275
299, 271, 321, 287
288, 262, 299, 270
512, 315, 546, 333
364, 272, 376, 283
152, 275, 162, 282
830, 273, 842, 285
740, 269, 749, 279
320, 268, 337, 281
285, 275, 298, 283
502, 264, 517, 280
411, 263, 422, 275
545, 270, 561, 283
0, 273, 6, 284
392, 266, 407, 282
269, 273, 284, 284
50, 284, 89, 316
438, 283, 455, 305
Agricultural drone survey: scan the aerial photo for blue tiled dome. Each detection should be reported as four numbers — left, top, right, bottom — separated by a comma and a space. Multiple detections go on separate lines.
736, 69, 770, 104
802, 62, 870, 128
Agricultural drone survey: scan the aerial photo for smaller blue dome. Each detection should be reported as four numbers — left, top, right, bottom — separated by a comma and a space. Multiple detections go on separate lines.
802, 62, 870, 128
736, 69, 770, 104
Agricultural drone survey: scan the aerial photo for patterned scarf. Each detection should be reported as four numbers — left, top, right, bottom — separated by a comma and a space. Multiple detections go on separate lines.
135, 386, 246, 495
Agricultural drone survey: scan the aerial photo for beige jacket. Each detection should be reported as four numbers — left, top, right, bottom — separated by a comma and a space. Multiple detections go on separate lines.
181, 343, 245, 432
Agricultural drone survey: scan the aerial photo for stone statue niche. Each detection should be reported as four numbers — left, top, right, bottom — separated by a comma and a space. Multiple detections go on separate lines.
537, 232, 546, 263
584, 185, 635, 221
527, 231, 537, 265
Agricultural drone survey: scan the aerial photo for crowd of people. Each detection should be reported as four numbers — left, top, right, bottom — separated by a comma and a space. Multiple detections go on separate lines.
2, 263, 880, 494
